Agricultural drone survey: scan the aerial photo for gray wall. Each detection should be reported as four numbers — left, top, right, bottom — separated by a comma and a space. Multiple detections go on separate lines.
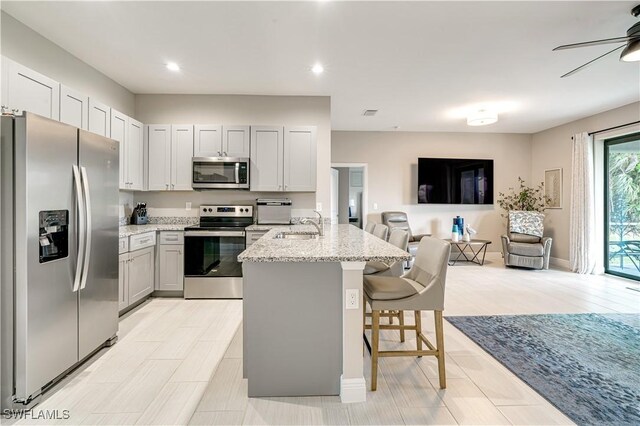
332, 131, 533, 251
1, 11, 136, 117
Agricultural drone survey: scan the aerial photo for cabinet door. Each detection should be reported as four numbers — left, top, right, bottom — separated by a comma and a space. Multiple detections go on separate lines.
194, 125, 223, 157
171, 125, 194, 190
110, 109, 128, 190
158, 245, 184, 291
88, 98, 111, 137
250, 126, 283, 192
146, 125, 171, 190
60, 85, 88, 130
128, 247, 154, 305
283, 126, 317, 192
2, 58, 60, 120
222, 125, 250, 157
118, 253, 129, 312
128, 118, 144, 190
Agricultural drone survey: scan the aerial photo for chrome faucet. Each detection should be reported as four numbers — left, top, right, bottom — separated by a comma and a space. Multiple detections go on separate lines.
302, 210, 324, 236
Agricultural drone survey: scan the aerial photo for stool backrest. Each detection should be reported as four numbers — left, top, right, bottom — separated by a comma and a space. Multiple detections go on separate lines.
364, 222, 376, 233
388, 229, 409, 251
373, 224, 389, 240
404, 237, 451, 310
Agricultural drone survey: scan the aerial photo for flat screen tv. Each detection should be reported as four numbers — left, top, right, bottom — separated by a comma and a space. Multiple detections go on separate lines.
417, 158, 494, 204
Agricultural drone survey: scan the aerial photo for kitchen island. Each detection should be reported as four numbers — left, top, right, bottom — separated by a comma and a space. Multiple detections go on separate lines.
238, 224, 410, 403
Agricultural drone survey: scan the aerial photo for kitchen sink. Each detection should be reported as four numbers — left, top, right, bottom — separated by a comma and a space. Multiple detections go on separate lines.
273, 232, 319, 240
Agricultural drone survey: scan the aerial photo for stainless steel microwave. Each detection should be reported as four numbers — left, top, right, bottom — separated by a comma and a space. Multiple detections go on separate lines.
192, 157, 250, 189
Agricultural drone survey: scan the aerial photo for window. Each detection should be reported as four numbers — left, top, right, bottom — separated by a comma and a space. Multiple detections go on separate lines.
604, 133, 640, 281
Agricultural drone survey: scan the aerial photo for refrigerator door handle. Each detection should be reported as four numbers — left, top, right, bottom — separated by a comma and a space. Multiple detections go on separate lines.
80, 166, 92, 290
72, 165, 86, 292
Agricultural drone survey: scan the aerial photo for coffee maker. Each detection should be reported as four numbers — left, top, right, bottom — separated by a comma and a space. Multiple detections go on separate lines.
130, 202, 148, 225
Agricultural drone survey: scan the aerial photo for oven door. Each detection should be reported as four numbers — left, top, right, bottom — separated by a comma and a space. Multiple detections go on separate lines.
184, 230, 246, 278
192, 157, 249, 189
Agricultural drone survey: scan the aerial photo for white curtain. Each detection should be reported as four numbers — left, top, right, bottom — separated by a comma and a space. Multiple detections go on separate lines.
570, 132, 596, 274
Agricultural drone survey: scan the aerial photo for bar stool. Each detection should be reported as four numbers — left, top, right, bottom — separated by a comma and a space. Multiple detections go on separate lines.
364, 222, 376, 233
363, 237, 451, 390
372, 224, 389, 240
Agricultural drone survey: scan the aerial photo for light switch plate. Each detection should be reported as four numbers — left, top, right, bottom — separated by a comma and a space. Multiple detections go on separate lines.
346, 289, 359, 310
316, 202, 323, 212
373, 202, 378, 211
186, 202, 192, 211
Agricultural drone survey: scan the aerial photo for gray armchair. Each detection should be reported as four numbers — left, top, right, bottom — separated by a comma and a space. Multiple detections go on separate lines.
501, 211, 552, 270
381, 211, 430, 263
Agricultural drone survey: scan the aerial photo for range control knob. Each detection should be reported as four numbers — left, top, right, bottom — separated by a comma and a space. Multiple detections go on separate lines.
240, 208, 244, 212
208, 208, 213, 212
202, 208, 207, 212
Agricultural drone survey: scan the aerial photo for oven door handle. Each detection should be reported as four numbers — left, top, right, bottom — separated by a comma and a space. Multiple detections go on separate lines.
185, 230, 245, 237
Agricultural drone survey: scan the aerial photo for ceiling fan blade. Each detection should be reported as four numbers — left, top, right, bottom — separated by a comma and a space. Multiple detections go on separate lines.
561, 45, 625, 78
553, 36, 632, 51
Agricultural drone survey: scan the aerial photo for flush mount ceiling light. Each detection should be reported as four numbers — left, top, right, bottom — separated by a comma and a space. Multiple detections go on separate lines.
166, 62, 180, 72
467, 109, 498, 126
311, 63, 324, 75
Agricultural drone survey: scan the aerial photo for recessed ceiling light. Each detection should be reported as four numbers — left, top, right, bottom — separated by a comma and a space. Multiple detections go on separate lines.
467, 109, 498, 126
166, 62, 180, 72
311, 63, 324, 75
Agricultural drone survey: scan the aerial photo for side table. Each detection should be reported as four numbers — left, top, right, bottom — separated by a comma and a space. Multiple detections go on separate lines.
445, 239, 492, 266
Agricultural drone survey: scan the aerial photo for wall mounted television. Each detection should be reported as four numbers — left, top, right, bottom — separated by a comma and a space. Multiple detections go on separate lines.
417, 158, 494, 204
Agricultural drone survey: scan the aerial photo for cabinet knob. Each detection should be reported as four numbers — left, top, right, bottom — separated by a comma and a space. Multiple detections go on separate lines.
223, 152, 228, 156
165, 184, 169, 189
171, 184, 175, 189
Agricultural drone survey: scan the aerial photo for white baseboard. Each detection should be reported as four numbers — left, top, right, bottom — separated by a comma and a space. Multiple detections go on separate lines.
340, 376, 366, 403
550, 257, 570, 270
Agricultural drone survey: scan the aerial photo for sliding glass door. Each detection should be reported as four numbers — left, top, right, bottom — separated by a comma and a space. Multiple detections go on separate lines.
605, 133, 640, 281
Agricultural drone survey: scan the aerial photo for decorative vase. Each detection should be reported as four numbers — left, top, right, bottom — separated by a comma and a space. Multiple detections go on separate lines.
451, 224, 459, 242
458, 217, 464, 236
462, 232, 471, 242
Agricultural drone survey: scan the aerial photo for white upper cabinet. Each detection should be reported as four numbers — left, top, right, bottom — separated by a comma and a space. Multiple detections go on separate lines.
146, 125, 172, 191
222, 125, 251, 158
194, 125, 223, 157
283, 126, 317, 192
110, 109, 128, 189
127, 118, 144, 191
59, 85, 88, 130
88, 98, 111, 137
171, 125, 194, 191
250, 126, 284, 192
2, 57, 60, 120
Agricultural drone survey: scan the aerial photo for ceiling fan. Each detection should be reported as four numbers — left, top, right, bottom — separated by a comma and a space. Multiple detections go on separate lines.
553, 4, 640, 78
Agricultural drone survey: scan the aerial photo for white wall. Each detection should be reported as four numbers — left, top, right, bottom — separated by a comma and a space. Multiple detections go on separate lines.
332, 131, 532, 251
531, 101, 640, 262
133, 94, 331, 217
1, 11, 135, 116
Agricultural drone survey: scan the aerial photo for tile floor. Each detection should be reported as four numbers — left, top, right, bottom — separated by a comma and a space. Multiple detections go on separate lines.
9, 252, 640, 425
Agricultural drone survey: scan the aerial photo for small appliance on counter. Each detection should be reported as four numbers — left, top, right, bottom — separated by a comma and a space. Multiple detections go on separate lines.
130, 203, 148, 225
256, 198, 292, 225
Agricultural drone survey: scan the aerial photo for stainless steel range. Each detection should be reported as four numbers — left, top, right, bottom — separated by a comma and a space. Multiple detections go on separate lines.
183, 205, 254, 299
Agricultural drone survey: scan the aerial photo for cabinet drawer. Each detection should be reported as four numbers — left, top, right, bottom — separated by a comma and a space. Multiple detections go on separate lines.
129, 231, 156, 251
160, 231, 184, 245
118, 237, 129, 254
245, 230, 268, 247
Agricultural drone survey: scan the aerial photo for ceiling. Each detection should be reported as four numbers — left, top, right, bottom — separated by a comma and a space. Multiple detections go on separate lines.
2, 1, 639, 133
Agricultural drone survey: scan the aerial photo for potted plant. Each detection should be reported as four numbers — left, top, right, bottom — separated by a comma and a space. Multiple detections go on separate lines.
497, 177, 549, 218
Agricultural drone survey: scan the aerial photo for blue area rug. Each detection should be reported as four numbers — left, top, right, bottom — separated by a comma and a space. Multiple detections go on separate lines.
445, 313, 640, 426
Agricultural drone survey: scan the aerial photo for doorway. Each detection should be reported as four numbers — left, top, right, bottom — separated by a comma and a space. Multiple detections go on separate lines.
330, 163, 367, 229
604, 132, 640, 281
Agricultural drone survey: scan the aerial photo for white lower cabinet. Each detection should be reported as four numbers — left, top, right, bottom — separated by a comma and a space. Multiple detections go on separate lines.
118, 253, 129, 311
157, 232, 184, 291
119, 244, 155, 313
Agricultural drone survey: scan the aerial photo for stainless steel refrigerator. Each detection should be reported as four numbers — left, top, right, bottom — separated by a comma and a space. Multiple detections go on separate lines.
1, 112, 119, 408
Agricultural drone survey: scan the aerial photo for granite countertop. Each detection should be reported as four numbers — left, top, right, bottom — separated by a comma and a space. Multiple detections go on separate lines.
119, 224, 191, 238
238, 224, 412, 263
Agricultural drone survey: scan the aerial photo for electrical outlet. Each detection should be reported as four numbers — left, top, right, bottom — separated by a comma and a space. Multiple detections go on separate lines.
316, 202, 323, 212
373, 202, 378, 211
186, 202, 192, 211
346, 289, 359, 310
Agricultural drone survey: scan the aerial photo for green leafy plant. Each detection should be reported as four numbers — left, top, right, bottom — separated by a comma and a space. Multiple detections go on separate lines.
497, 177, 549, 218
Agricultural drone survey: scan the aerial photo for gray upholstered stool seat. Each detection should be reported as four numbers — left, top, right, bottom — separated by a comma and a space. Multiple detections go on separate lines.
362, 261, 390, 275
363, 276, 419, 300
